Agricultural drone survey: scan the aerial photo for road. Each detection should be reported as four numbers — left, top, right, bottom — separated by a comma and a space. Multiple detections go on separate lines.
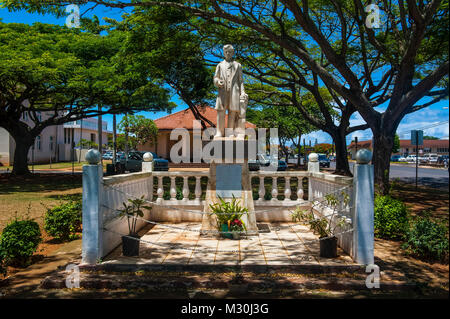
335, 162, 449, 190
2, 161, 448, 190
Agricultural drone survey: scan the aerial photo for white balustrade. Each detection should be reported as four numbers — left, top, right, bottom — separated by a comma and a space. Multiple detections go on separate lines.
258, 176, 265, 201
182, 176, 189, 201
195, 176, 202, 203
284, 177, 291, 201
271, 176, 278, 201
157, 176, 163, 202
297, 177, 304, 201
169, 176, 177, 200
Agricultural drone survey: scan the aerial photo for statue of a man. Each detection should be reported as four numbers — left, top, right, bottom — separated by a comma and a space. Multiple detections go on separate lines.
213, 44, 248, 138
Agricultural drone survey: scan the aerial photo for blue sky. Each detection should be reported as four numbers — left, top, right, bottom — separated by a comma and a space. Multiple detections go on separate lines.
1, 6, 449, 146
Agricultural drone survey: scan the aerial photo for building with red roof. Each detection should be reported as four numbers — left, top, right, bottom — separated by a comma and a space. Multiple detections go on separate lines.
137, 106, 256, 160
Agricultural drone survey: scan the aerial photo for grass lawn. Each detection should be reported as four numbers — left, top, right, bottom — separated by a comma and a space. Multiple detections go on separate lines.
0, 173, 82, 275
1, 160, 114, 171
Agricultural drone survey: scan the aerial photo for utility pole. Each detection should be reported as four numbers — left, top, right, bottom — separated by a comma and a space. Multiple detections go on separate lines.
79, 119, 83, 163
98, 105, 102, 164
113, 114, 117, 165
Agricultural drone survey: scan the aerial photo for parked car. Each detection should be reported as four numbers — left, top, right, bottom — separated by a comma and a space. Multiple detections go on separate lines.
426, 153, 439, 164
318, 154, 330, 168
287, 154, 305, 165
102, 151, 113, 160
256, 154, 287, 171
390, 155, 402, 162
398, 156, 408, 162
438, 155, 449, 164
116, 151, 169, 173
405, 155, 417, 162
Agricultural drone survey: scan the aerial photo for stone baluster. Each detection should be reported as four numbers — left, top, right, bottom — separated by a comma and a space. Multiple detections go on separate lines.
258, 176, 265, 201
284, 177, 291, 201
195, 176, 202, 204
297, 177, 304, 201
170, 176, 177, 200
271, 176, 278, 201
182, 176, 189, 201
156, 176, 164, 203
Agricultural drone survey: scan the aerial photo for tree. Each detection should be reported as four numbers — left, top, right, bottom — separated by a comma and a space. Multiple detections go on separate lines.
7, 1, 449, 193
314, 143, 333, 155
0, 21, 172, 175
246, 103, 316, 167
118, 114, 158, 150
110, 7, 216, 129
392, 134, 400, 154
424, 135, 440, 140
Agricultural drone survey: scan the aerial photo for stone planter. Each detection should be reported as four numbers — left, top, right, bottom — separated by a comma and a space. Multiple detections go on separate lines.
319, 236, 337, 258
122, 234, 140, 256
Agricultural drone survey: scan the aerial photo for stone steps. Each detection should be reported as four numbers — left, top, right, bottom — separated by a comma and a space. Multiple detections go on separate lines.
40, 264, 415, 293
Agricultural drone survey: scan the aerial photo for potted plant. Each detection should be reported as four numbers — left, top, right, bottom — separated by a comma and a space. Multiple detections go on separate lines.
209, 196, 247, 239
118, 195, 151, 256
291, 192, 349, 258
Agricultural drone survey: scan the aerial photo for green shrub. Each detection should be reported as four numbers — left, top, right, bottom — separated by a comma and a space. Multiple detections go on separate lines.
374, 195, 409, 239
44, 201, 82, 241
402, 217, 449, 262
0, 218, 42, 267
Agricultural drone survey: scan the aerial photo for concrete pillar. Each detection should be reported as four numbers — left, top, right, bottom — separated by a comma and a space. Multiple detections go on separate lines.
142, 152, 154, 172
353, 149, 374, 265
308, 152, 319, 172
308, 153, 319, 201
81, 149, 103, 264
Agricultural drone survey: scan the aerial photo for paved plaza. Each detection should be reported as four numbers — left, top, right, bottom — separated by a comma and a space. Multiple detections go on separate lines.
103, 223, 355, 267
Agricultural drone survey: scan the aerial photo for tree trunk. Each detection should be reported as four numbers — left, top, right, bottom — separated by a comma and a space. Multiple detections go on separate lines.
11, 133, 34, 175
332, 131, 352, 176
372, 133, 395, 195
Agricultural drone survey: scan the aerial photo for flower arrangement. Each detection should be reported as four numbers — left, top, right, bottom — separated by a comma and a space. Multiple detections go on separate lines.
209, 195, 247, 239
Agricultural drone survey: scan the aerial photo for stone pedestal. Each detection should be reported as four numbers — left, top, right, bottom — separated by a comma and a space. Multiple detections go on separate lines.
201, 137, 258, 236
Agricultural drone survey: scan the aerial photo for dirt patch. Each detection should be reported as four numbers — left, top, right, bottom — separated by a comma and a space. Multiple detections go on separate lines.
389, 181, 449, 224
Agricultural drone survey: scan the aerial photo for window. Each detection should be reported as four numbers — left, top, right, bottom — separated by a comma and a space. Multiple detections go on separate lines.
64, 128, 71, 144
49, 136, 54, 151
36, 136, 41, 151
90, 133, 95, 142
36, 111, 42, 122
22, 112, 28, 121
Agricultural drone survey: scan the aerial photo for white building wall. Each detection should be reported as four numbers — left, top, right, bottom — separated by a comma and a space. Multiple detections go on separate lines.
0, 113, 111, 165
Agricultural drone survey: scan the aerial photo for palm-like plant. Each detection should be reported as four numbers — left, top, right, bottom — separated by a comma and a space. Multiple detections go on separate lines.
209, 195, 248, 232
118, 195, 152, 236
291, 191, 349, 238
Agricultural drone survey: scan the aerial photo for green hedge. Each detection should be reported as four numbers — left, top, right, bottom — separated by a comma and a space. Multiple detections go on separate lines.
402, 217, 449, 262
0, 218, 42, 267
44, 201, 82, 241
374, 195, 409, 239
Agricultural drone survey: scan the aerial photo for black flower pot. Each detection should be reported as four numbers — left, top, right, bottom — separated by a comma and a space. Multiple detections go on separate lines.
122, 234, 140, 257
319, 236, 337, 258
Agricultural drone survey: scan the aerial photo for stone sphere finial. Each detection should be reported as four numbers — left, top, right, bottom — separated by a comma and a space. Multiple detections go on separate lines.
86, 149, 101, 164
309, 153, 319, 162
143, 152, 154, 162
356, 149, 372, 164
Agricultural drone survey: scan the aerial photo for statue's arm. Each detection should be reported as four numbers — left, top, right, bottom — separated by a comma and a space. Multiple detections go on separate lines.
213, 64, 222, 88
238, 64, 247, 98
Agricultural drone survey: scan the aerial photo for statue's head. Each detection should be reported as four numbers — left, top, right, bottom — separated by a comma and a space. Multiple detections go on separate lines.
223, 44, 234, 61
